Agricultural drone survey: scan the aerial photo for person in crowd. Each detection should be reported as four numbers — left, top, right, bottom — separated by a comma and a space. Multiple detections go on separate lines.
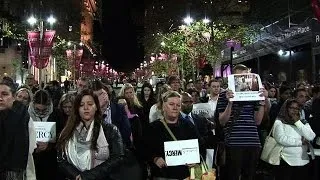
16, 87, 33, 106
293, 88, 308, 119
180, 92, 212, 143
149, 84, 172, 123
269, 85, 292, 129
205, 79, 221, 112
63, 79, 70, 93
187, 88, 201, 104
155, 81, 165, 98
167, 75, 182, 93
268, 86, 278, 104
119, 83, 146, 132
304, 85, 320, 119
139, 82, 156, 125
310, 96, 320, 148
58, 93, 75, 128
29, 90, 60, 180
185, 81, 195, 90
25, 74, 38, 94
91, 80, 132, 148
217, 64, 269, 180
273, 99, 315, 180
57, 89, 125, 180
76, 77, 89, 94
45, 80, 63, 107
0, 79, 34, 180
195, 79, 207, 98
146, 91, 201, 179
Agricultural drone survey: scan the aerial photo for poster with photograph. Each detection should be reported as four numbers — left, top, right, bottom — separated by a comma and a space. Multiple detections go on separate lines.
228, 73, 264, 101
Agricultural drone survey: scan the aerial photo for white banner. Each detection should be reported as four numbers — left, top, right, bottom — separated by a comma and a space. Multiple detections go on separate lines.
34, 122, 56, 143
192, 103, 215, 118
164, 139, 200, 166
228, 73, 264, 101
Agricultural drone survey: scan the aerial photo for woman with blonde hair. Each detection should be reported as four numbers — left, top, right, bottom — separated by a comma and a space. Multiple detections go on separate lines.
149, 84, 172, 123
146, 91, 200, 179
16, 87, 33, 106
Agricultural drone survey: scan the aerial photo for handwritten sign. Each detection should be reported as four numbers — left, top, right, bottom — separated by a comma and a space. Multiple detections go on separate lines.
164, 139, 200, 166
34, 122, 56, 143
228, 73, 264, 101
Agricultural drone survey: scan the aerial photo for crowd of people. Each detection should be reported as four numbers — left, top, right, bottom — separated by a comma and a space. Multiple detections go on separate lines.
0, 64, 320, 180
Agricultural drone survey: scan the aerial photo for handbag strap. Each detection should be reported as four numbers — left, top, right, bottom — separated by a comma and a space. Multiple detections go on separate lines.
268, 122, 277, 138
160, 119, 178, 141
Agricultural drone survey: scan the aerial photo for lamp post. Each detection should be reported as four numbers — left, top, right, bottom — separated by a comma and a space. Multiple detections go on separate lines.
27, 15, 56, 88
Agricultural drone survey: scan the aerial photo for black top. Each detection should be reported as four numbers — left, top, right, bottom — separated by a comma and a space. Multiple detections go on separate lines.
57, 123, 125, 180
146, 118, 199, 179
0, 101, 29, 173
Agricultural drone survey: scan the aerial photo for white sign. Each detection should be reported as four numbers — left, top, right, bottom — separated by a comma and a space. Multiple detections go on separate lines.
228, 73, 264, 101
34, 122, 56, 143
192, 103, 214, 119
164, 139, 200, 166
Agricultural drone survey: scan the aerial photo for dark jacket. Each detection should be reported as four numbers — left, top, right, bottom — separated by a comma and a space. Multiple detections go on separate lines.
33, 110, 60, 180
146, 118, 200, 179
110, 102, 132, 148
0, 101, 29, 179
57, 123, 125, 180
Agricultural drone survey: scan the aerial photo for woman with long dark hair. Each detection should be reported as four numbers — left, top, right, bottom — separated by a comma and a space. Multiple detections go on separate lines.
57, 89, 125, 180
139, 83, 156, 126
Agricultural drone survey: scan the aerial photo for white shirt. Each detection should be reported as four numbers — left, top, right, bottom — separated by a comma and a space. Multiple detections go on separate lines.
149, 104, 163, 123
273, 119, 316, 166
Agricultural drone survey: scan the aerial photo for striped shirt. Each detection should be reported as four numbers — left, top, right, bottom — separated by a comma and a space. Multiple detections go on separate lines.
217, 91, 261, 147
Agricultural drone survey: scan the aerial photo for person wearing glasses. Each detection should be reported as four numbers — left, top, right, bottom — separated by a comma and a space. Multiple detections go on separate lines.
29, 90, 60, 180
273, 99, 315, 180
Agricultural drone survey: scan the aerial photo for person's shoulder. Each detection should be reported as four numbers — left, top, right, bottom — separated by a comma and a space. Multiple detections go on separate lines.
102, 122, 119, 134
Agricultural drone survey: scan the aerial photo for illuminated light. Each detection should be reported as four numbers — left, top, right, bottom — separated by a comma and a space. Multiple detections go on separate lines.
79, 42, 84, 46
67, 41, 72, 46
47, 15, 57, 25
161, 41, 165, 46
203, 18, 210, 24
27, 16, 37, 25
183, 16, 194, 25
278, 50, 284, 56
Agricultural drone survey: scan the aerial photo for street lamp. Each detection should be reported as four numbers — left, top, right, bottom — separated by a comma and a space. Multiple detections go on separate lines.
27, 15, 56, 88
202, 18, 211, 24
183, 16, 194, 25
27, 16, 37, 26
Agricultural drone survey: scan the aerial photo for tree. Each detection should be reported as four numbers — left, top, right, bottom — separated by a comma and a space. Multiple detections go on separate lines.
147, 21, 258, 80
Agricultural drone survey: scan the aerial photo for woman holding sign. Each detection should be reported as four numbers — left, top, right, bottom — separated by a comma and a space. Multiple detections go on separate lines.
57, 89, 125, 180
146, 91, 200, 180
29, 90, 60, 180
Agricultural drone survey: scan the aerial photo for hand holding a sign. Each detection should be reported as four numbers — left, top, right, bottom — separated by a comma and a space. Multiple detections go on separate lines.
154, 157, 167, 168
36, 142, 49, 152
226, 90, 234, 103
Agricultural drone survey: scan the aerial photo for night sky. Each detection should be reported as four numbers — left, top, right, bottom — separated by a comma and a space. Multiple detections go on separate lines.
102, 0, 145, 73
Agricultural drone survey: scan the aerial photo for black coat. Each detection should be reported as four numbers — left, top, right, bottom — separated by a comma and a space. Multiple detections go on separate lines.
146, 118, 200, 179
57, 123, 125, 180
0, 101, 29, 178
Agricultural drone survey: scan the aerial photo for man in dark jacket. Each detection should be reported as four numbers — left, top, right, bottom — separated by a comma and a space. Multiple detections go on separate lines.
91, 79, 132, 148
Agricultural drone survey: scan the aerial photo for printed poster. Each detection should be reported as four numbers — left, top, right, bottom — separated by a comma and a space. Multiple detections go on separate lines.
34, 122, 56, 143
164, 139, 200, 166
228, 73, 265, 101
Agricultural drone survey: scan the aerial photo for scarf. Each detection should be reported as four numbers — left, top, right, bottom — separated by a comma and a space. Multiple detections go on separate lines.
65, 121, 109, 171
28, 102, 53, 122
